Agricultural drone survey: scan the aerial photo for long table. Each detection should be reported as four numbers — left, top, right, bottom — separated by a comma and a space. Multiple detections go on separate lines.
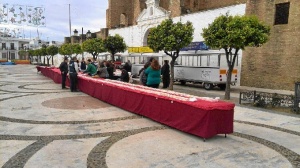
38, 66, 235, 139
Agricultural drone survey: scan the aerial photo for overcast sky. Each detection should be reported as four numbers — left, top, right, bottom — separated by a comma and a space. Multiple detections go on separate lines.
1, 0, 108, 42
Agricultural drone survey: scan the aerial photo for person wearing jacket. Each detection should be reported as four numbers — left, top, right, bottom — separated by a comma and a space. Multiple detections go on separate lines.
97, 63, 109, 78
59, 57, 69, 89
161, 60, 170, 88
83, 59, 97, 76
68, 57, 79, 92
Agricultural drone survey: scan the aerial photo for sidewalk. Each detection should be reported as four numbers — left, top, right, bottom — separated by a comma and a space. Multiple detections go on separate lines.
0, 65, 299, 168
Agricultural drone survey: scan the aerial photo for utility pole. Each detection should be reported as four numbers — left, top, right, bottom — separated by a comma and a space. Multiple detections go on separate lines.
81, 27, 84, 59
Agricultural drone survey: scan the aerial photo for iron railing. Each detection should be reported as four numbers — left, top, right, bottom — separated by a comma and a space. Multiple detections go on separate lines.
239, 90, 295, 110
295, 82, 300, 112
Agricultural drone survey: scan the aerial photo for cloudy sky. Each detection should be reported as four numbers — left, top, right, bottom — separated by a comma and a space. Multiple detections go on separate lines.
1, 0, 108, 42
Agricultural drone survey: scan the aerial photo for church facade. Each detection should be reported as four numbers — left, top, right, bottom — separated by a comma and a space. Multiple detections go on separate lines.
105, 0, 300, 91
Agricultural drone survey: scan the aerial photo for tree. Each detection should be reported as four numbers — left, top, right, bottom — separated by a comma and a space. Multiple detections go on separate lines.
28, 49, 35, 64
72, 43, 82, 58
40, 45, 48, 65
34, 49, 42, 64
148, 19, 194, 90
202, 14, 270, 100
82, 38, 106, 60
104, 34, 127, 61
59, 43, 73, 58
18, 50, 27, 60
46, 45, 59, 65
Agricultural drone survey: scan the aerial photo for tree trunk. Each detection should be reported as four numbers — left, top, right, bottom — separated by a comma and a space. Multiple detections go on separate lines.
43, 56, 46, 65
52, 56, 54, 65
169, 57, 176, 90
224, 49, 238, 100
225, 66, 233, 100
111, 54, 115, 62
47, 58, 49, 66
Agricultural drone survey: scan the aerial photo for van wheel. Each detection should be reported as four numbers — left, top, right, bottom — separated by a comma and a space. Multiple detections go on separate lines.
204, 83, 213, 90
219, 84, 226, 90
180, 81, 186, 85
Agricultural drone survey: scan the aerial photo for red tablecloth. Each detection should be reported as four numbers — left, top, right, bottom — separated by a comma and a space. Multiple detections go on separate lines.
37, 66, 235, 138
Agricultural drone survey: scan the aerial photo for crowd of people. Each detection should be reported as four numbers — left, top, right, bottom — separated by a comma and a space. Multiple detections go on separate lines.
59, 56, 170, 92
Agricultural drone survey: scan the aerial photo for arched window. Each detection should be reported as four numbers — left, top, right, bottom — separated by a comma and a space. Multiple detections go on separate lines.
120, 13, 126, 27
149, 7, 153, 16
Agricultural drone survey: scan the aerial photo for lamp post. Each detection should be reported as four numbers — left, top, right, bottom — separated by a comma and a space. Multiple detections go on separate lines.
81, 27, 84, 59
86, 30, 92, 39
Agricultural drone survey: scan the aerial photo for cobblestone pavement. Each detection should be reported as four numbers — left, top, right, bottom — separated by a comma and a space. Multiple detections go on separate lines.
0, 65, 299, 168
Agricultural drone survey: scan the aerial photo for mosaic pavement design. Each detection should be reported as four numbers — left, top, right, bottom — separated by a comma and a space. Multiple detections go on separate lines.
0, 65, 299, 168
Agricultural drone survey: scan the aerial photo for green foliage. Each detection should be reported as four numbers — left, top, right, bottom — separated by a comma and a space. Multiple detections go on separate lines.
82, 38, 106, 59
147, 19, 194, 90
72, 43, 82, 56
104, 34, 127, 61
40, 46, 48, 56
34, 49, 42, 56
202, 14, 270, 99
28, 50, 35, 56
59, 43, 72, 57
46, 45, 59, 66
18, 50, 27, 57
202, 14, 270, 50
46, 45, 59, 56
148, 19, 194, 55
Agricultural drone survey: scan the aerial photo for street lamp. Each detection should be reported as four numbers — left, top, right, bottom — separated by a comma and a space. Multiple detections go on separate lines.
81, 27, 84, 59
86, 30, 92, 39
73, 29, 78, 36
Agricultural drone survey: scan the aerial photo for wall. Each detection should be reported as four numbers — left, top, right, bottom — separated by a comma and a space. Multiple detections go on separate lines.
109, 4, 246, 85
106, 0, 245, 28
241, 0, 300, 90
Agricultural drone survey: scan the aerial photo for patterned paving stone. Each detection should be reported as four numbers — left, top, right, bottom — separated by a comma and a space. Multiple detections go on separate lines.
41, 96, 110, 109
0, 65, 299, 168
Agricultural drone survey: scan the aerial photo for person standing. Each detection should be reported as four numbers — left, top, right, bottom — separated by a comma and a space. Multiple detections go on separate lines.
144, 59, 161, 88
80, 58, 86, 71
139, 63, 150, 86
106, 61, 114, 79
68, 57, 79, 92
161, 60, 170, 88
59, 57, 68, 89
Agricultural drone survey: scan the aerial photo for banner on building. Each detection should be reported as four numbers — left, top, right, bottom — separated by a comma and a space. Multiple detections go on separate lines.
0, 3, 46, 27
128, 46, 154, 53
180, 41, 210, 51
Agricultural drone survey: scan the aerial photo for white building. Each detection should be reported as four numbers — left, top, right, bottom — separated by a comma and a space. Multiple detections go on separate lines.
0, 33, 30, 61
109, 2, 246, 49
108, 1, 246, 85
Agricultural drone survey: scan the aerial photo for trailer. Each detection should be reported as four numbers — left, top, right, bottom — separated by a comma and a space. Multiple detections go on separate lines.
116, 50, 239, 90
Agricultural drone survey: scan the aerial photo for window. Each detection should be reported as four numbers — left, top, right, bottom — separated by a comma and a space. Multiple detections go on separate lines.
11, 52, 15, 60
150, 7, 153, 16
2, 43, 6, 50
10, 43, 14, 50
2, 53, 7, 59
274, 2, 290, 25
120, 14, 126, 27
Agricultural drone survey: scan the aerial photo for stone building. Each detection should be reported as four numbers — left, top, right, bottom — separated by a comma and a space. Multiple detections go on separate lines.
106, 0, 246, 28
241, 0, 300, 90
105, 0, 299, 91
